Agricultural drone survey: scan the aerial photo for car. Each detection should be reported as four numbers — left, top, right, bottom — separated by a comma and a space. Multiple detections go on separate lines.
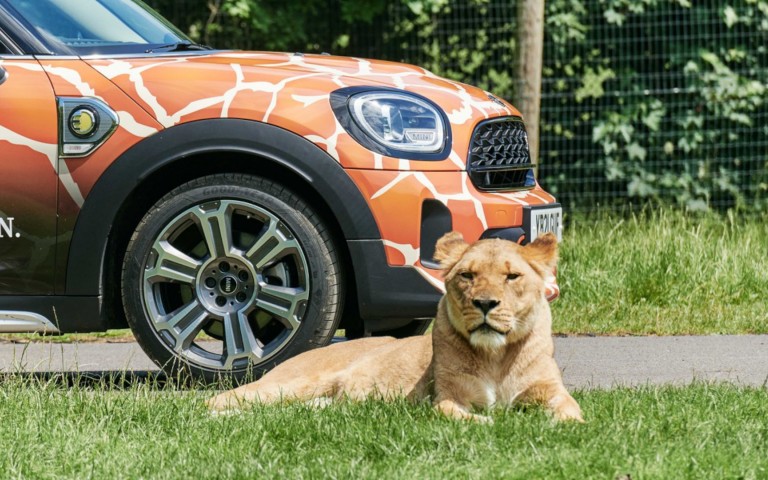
0, 0, 562, 382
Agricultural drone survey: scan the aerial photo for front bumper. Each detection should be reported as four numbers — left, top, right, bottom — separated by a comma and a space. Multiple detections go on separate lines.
345, 169, 561, 330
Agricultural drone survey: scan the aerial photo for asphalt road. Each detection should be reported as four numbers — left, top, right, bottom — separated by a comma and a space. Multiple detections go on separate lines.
1, 335, 766, 389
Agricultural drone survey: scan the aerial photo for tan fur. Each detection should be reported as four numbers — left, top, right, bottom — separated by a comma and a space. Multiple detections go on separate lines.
207, 232, 582, 423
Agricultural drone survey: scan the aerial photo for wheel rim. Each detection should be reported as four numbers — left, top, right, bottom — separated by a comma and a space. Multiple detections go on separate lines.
141, 199, 310, 371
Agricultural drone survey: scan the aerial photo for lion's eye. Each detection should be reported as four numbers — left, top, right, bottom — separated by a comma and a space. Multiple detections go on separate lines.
460, 272, 474, 280
506, 273, 520, 282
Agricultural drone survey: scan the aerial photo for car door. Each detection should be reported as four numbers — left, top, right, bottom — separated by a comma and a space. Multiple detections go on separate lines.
0, 52, 59, 294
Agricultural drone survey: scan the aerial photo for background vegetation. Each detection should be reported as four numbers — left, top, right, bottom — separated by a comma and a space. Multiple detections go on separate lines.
148, 0, 767, 215
552, 210, 768, 335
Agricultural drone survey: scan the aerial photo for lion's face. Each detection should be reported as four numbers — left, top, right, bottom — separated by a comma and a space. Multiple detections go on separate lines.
434, 232, 558, 350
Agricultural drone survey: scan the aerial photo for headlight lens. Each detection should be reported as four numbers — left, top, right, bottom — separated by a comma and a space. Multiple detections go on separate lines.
349, 92, 445, 153
330, 87, 451, 160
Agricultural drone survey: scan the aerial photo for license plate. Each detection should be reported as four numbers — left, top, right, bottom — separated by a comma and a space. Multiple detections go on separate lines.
523, 205, 563, 243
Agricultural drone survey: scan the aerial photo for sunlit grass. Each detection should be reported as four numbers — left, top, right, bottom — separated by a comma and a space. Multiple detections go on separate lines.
553, 209, 768, 335
0, 378, 765, 479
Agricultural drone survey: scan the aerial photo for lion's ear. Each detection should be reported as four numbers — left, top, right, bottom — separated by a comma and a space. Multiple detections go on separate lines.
433, 232, 470, 272
522, 233, 558, 275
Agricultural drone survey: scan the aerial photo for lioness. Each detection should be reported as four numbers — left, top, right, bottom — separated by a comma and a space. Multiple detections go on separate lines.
207, 232, 583, 423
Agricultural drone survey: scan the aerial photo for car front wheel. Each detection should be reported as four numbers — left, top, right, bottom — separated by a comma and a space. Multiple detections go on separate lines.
122, 174, 342, 383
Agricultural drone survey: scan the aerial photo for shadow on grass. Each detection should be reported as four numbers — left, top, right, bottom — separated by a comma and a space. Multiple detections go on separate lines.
0, 370, 174, 389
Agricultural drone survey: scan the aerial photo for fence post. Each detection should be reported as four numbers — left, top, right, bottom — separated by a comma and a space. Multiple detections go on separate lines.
516, 0, 545, 168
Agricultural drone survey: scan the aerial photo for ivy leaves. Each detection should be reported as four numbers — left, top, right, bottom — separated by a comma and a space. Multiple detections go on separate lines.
542, 0, 767, 212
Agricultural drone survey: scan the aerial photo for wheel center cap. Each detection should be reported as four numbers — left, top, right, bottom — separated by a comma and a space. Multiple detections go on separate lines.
219, 276, 238, 294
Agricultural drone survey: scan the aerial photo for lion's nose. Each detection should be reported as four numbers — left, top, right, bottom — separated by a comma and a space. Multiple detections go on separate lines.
472, 299, 500, 314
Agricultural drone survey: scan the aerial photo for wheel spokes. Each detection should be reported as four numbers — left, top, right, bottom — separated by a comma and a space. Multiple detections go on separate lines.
156, 300, 209, 353
255, 283, 308, 329
245, 219, 301, 270
193, 201, 235, 259
146, 240, 202, 284
142, 198, 311, 372
222, 311, 264, 368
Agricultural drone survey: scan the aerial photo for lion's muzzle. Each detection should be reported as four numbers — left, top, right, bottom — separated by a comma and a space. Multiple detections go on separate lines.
472, 298, 500, 314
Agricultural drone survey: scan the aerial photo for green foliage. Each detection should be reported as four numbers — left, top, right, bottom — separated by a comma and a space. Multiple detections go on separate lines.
146, 0, 768, 214
382, 0, 519, 99
148, 0, 386, 52
541, 0, 768, 213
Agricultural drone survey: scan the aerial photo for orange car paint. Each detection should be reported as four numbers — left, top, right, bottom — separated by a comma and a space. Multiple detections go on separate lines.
1, 52, 558, 297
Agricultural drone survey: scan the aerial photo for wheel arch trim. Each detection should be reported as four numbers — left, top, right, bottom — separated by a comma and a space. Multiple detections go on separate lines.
65, 118, 381, 296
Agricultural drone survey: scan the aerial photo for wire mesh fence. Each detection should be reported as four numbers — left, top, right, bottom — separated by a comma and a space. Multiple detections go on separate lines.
149, 0, 768, 216
538, 0, 768, 215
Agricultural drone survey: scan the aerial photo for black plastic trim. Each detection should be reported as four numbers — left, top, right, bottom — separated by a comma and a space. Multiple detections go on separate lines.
347, 239, 442, 331
0, 65, 6, 85
66, 118, 381, 296
330, 86, 452, 161
481, 227, 526, 244
0, 295, 103, 333
419, 199, 452, 268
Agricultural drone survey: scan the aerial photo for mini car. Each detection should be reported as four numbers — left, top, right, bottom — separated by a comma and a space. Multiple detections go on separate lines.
0, 0, 562, 381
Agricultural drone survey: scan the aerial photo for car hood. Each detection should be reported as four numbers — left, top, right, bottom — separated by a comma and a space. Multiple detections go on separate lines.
87, 51, 521, 127
85, 51, 522, 170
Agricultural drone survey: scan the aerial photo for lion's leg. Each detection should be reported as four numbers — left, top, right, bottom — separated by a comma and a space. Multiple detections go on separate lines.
207, 376, 332, 412
522, 381, 583, 422
434, 399, 493, 424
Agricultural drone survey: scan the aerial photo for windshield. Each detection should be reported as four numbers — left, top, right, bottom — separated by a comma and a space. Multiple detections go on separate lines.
5, 0, 200, 55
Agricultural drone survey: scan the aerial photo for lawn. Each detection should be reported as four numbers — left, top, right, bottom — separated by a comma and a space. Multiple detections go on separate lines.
0, 379, 765, 479
2, 211, 766, 479
553, 209, 768, 335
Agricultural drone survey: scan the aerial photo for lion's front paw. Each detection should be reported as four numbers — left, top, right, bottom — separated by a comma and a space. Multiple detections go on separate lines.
553, 406, 584, 423
435, 400, 494, 424
549, 394, 584, 423
468, 413, 494, 425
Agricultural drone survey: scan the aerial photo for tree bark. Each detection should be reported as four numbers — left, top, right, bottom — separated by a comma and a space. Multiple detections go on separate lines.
516, 0, 545, 167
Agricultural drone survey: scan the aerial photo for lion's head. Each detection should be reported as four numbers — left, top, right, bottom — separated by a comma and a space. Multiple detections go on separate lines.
434, 232, 558, 350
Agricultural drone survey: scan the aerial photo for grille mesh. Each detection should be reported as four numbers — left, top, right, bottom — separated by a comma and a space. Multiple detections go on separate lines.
467, 117, 536, 191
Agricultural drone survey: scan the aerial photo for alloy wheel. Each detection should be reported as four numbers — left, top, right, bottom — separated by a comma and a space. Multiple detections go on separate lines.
141, 199, 310, 371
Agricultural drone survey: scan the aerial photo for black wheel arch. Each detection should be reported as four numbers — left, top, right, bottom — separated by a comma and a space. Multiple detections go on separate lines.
65, 118, 379, 328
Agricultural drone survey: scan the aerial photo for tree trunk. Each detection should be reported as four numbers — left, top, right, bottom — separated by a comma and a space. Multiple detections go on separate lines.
516, 0, 545, 167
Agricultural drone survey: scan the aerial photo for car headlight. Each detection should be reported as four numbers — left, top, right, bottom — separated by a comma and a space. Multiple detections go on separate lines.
330, 87, 451, 160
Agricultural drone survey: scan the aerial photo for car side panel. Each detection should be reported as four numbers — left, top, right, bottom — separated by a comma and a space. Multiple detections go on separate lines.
0, 59, 58, 294
64, 118, 382, 297
36, 59, 165, 292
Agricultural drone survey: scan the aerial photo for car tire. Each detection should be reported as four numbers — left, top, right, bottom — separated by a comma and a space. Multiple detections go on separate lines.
121, 173, 342, 383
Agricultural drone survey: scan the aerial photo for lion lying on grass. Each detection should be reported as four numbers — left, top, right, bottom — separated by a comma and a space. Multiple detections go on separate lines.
207, 232, 582, 423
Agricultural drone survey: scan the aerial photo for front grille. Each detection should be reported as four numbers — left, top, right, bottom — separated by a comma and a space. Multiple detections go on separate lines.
467, 117, 536, 191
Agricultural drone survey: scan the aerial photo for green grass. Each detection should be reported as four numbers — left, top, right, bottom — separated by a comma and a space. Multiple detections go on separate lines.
553, 209, 768, 335
0, 330, 135, 344
0, 379, 766, 479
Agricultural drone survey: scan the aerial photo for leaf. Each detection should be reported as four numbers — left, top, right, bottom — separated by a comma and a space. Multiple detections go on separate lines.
642, 108, 664, 132
592, 123, 607, 142
626, 142, 647, 161
618, 124, 634, 143
728, 112, 753, 126
628, 176, 656, 197
604, 8, 625, 25
575, 66, 616, 102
